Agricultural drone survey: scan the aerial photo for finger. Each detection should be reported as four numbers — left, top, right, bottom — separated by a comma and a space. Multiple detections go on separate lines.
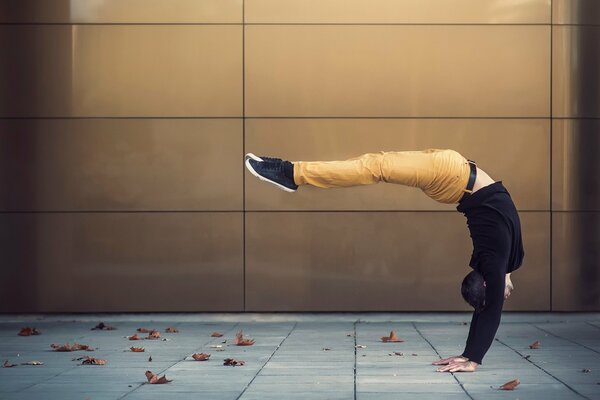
437, 364, 454, 372
432, 360, 448, 365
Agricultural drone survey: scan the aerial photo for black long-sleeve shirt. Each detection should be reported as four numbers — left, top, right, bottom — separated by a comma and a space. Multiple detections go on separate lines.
456, 182, 525, 365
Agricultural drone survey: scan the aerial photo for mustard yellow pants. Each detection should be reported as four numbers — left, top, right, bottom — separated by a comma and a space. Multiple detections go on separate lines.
293, 149, 473, 204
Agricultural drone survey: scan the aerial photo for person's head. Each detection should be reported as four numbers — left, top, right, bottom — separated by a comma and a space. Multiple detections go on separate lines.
461, 270, 486, 313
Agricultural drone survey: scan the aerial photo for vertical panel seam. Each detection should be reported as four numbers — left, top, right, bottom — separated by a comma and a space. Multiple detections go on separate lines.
550, 0, 553, 312
242, 0, 246, 312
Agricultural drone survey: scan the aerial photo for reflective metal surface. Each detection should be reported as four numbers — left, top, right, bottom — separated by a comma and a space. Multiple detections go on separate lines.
246, 119, 549, 211
0, 26, 242, 117
0, 0, 242, 23
552, 213, 600, 311
0, 119, 243, 211
246, 0, 550, 23
553, 26, 600, 118
245, 212, 549, 311
553, 0, 600, 25
552, 119, 600, 211
0, 212, 244, 312
245, 26, 550, 117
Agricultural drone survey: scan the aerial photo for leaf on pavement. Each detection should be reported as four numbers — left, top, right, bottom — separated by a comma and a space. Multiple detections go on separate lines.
499, 378, 520, 390
145, 370, 171, 384
51, 343, 95, 352
147, 330, 161, 340
381, 330, 404, 343
235, 330, 255, 346
130, 346, 145, 352
18, 327, 41, 336
137, 328, 150, 333
529, 341, 541, 349
223, 358, 245, 366
211, 332, 224, 337
165, 327, 179, 333
128, 334, 141, 341
192, 353, 211, 361
74, 356, 107, 365
22, 361, 44, 366
91, 322, 116, 331
3, 360, 17, 368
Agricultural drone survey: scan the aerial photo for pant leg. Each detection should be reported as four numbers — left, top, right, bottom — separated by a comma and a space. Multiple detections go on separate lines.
293, 150, 440, 189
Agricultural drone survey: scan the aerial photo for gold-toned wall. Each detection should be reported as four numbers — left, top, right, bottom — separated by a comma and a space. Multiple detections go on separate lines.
0, 0, 597, 312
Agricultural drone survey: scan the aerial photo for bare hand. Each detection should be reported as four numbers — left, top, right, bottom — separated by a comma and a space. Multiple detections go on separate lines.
432, 356, 468, 365
436, 360, 478, 373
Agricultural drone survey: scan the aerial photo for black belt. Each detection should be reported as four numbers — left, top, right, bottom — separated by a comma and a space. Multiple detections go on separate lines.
459, 160, 477, 203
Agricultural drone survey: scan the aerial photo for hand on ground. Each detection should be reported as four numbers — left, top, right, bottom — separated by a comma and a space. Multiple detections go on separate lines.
436, 360, 478, 372
432, 356, 468, 365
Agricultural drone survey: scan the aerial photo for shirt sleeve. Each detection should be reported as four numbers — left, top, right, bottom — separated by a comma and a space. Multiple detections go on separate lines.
461, 252, 508, 365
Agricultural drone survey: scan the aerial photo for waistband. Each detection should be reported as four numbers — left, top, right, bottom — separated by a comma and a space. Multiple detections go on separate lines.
456, 181, 508, 212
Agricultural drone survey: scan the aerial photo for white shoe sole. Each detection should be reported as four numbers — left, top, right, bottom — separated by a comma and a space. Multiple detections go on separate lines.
244, 152, 296, 193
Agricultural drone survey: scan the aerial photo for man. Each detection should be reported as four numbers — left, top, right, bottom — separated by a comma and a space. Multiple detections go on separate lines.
245, 149, 524, 372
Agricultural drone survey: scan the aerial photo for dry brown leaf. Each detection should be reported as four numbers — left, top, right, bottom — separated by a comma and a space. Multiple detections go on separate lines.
529, 341, 541, 349
130, 346, 145, 352
75, 356, 107, 365
91, 322, 116, 331
223, 358, 245, 366
147, 330, 161, 340
128, 334, 141, 341
3, 360, 17, 368
192, 353, 211, 361
137, 328, 150, 333
22, 361, 44, 366
381, 330, 404, 343
235, 330, 255, 346
145, 370, 171, 384
165, 327, 179, 333
499, 378, 520, 390
18, 327, 41, 336
50, 343, 94, 352
211, 332, 224, 337
393, 352, 404, 356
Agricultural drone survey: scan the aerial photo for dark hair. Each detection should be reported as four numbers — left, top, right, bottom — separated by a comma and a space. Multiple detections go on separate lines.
461, 271, 486, 313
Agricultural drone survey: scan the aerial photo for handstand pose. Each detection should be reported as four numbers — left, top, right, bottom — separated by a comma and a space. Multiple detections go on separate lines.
245, 149, 524, 372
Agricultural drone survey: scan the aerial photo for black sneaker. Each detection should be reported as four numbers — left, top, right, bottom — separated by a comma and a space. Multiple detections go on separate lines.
245, 153, 282, 164
245, 157, 298, 192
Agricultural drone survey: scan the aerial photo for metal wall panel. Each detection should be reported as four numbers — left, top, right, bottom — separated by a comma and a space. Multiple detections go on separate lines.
245, 26, 550, 117
0, 119, 243, 211
0, 212, 244, 312
246, 119, 549, 211
0, 25, 242, 117
552, 212, 600, 311
246, 212, 549, 311
553, 0, 600, 25
552, 119, 600, 211
0, 0, 242, 23
246, 0, 550, 24
553, 26, 600, 118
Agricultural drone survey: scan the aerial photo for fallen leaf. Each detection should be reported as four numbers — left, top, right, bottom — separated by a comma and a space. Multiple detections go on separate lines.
381, 330, 404, 343
529, 341, 541, 349
411, 353, 418, 356
582, 369, 591, 373
235, 330, 255, 346
355, 345, 366, 349
192, 353, 211, 361
165, 327, 179, 333
137, 328, 150, 333
18, 327, 41, 336
74, 356, 107, 365
130, 347, 145, 352
223, 358, 245, 366
210, 345, 223, 349
393, 352, 404, 356
3, 360, 17, 368
145, 370, 171, 384
51, 343, 94, 352
322, 347, 331, 351
91, 322, 115, 331
148, 356, 152, 362
127, 334, 141, 341
499, 378, 520, 390
22, 361, 44, 366
147, 330, 161, 340
211, 332, 223, 337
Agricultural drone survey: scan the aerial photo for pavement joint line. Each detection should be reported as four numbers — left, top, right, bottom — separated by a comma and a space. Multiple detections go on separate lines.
494, 337, 591, 400
532, 323, 600, 355
118, 321, 240, 400
584, 321, 600, 330
411, 322, 475, 400
234, 321, 298, 400
353, 320, 357, 400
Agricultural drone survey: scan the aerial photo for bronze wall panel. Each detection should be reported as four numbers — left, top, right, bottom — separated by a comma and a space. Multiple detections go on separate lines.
0, 119, 243, 211
0, 25, 242, 117
246, 0, 550, 24
246, 212, 549, 311
246, 119, 549, 211
552, 119, 600, 211
245, 26, 550, 117
552, 212, 600, 311
553, 0, 600, 25
0, 0, 242, 23
552, 26, 600, 118
0, 212, 244, 312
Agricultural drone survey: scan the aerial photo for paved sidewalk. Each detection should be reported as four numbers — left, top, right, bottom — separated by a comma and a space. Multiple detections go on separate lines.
0, 313, 599, 400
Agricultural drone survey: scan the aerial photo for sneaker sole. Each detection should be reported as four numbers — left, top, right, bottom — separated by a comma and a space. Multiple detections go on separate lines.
244, 153, 296, 193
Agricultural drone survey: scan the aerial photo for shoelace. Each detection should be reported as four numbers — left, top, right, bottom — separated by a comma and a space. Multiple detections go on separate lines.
259, 156, 281, 163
